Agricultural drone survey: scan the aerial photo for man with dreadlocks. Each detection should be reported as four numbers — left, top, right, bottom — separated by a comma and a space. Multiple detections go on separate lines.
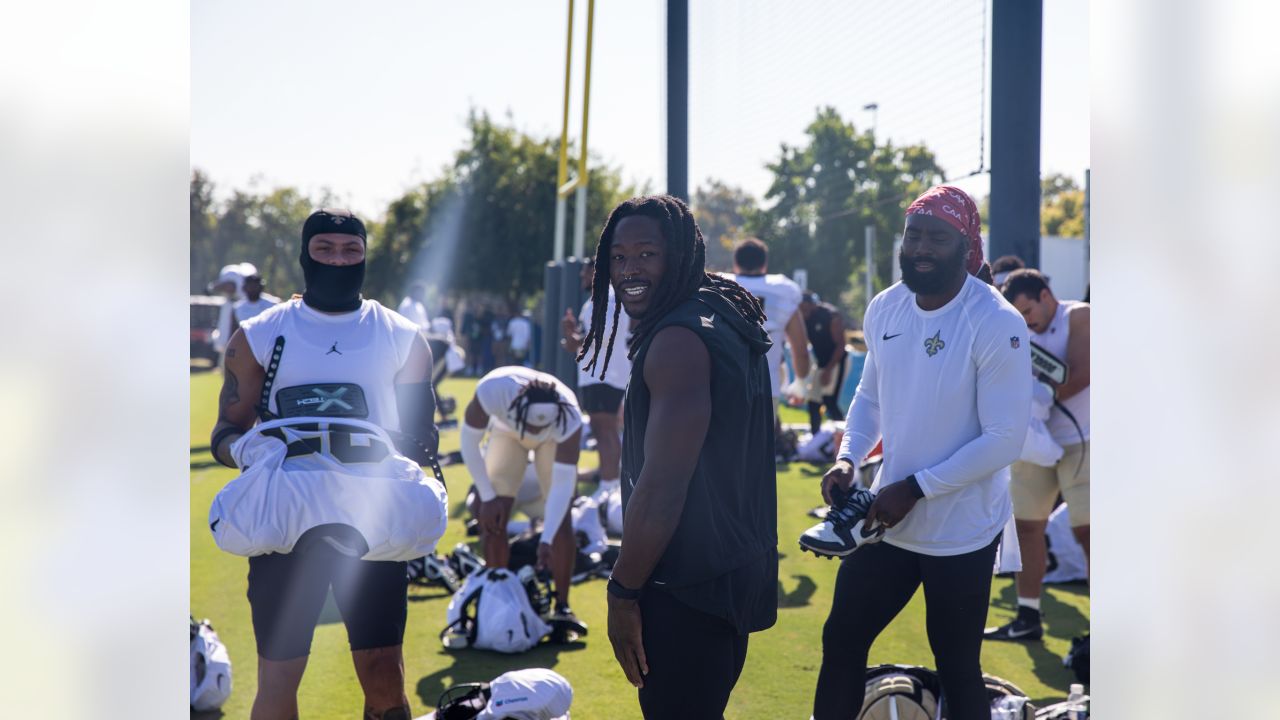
578, 194, 777, 718
459, 366, 585, 628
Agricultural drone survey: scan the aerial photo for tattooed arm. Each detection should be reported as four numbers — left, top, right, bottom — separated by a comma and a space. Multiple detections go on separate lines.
210, 330, 266, 468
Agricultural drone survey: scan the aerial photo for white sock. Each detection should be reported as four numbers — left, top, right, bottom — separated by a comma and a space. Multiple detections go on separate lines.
1017, 596, 1041, 612
598, 478, 621, 492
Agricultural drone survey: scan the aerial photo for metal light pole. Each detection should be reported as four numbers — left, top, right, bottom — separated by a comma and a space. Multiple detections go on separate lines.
667, 0, 689, 201
865, 224, 876, 305
863, 102, 879, 306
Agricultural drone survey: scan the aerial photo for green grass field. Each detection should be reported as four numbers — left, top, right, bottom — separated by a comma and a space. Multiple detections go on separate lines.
190, 371, 1088, 718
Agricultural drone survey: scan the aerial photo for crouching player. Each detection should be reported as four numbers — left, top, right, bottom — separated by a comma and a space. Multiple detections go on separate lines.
460, 366, 586, 631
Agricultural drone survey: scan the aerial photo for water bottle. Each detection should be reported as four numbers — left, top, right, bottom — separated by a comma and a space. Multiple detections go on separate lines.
1066, 682, 1087, 719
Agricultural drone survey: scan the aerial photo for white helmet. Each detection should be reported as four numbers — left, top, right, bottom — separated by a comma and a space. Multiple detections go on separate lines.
190, 617, 233, 711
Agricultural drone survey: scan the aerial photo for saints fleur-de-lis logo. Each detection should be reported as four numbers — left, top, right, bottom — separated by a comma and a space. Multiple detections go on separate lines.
924, 330, 945, 357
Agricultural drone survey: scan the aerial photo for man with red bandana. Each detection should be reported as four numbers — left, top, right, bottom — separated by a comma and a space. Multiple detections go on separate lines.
805, 185, 1031, 720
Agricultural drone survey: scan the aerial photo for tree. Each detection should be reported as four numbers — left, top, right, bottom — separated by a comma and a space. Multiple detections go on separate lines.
190, 170, 218, 294
189, 172, 333, 299
745, 107, 944, 318
1041, 172, 1078, 202
1041, 172, 1085, 238
363, 110, 634, 307
191, 111, 635, 311
692, 180, 758, 272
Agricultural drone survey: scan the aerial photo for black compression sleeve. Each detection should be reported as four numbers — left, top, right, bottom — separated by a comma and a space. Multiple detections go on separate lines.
394, 381, 440, 463
211, 426, 244, 468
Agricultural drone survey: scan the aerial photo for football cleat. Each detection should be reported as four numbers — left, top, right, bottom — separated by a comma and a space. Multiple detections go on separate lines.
407, 553, 462, 593
547, 603, 588, 643
447, 542, 486, 579
798, 484, 885, 558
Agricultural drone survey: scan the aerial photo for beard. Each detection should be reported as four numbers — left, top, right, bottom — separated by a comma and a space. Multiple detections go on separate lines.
899, 249, 966, 295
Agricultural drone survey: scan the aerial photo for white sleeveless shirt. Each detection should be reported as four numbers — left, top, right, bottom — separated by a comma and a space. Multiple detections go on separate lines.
722, 272, 804, 397
1031, 301, 1090, 445
240, 298, 421, 430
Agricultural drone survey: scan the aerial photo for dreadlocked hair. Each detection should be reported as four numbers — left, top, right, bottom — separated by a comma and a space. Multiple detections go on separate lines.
508, 379, 574, 439
577, 194, 766, 377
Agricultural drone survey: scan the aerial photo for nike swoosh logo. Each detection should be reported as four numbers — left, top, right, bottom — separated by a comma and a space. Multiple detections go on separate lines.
209, 518, 219, 532
1003, 626, 1038, 638
882, 333, 902, 340
859, 524, 881, 538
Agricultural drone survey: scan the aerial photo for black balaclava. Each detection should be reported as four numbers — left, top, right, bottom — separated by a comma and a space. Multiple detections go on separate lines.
300, 208, 367, 312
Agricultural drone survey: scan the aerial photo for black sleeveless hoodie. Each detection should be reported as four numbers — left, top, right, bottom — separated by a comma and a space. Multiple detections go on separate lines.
621, 285, 778, 634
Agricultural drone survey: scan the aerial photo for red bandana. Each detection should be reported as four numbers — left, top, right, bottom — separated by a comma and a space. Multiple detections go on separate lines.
905, 185, 984, 275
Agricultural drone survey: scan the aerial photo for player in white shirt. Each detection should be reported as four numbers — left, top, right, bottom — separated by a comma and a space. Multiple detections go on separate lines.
723, 238, 811, 401
229, 273, 281, 335
210, 209, 438, 720
397, 280, 431, 332
460, 366, 585, 629
506, 310, 534, 366
209, 261, 257, 355
984, 268, 1091, 643
806, 186, 1031, 720
561, 257, 632, 501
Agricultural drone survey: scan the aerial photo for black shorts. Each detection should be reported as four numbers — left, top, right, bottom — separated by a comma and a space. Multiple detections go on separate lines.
579, 383, 624, 414
246, 549, 408, 661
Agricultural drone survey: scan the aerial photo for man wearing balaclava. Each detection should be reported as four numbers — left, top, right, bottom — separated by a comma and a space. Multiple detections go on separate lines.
208, 208, 440, 720
805, 186, 1032, 720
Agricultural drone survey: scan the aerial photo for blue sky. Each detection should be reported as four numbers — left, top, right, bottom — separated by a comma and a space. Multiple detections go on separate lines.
192, 0, 1088, 217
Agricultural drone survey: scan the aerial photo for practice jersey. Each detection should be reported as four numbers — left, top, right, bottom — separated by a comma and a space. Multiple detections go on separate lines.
577, 287, 632, 390
838, 275, 1032, 555
474, 366, 583, 445
240, 298, 422, 431
1031, 301, 1090, 445
233, 295, 280, 325
723, 272, 803, 396
213, 418, 450, 561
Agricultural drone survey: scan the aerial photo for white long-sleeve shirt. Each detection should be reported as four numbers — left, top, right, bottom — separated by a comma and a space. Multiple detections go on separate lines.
838, 275, 1032, 555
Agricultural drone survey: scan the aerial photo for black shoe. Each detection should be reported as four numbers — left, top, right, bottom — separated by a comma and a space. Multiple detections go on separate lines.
984, 609, 1044, 642
547, 604, 588, 642
798, 484, 885, 558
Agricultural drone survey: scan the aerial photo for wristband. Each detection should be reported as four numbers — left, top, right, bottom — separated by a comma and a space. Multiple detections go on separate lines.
906, 474, 925, 499
607, 577, 642, 601
211, 426, 244, 468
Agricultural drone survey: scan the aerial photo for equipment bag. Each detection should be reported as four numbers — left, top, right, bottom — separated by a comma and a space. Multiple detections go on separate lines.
860, 665, 1038, 720
859, 665, 940, 720
209, 416, 449, 562
983, 673, 1037, 719
440, 568, 552, 653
